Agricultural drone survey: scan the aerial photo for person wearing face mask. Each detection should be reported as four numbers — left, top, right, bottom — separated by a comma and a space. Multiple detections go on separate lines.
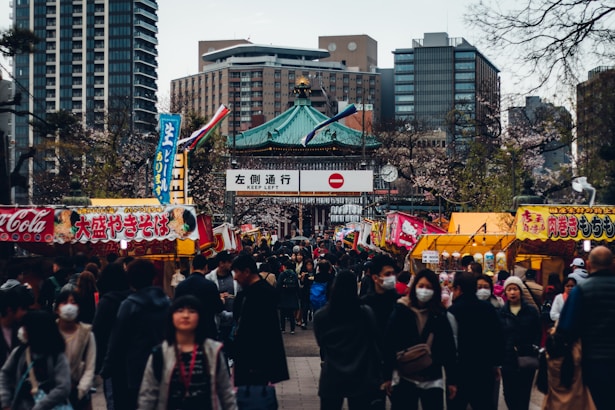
476, 275, 504, 309
498, 276, 541, 410
55, 290, 96, 410
360, 255, 400, 410
447, 272, 504, 410
382, 269, 458, 410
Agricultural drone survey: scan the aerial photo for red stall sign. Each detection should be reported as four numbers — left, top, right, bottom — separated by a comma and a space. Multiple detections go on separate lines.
0, 207, 55, 243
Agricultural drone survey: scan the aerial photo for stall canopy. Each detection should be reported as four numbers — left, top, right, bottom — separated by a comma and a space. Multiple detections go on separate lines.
411, 212, 516, 258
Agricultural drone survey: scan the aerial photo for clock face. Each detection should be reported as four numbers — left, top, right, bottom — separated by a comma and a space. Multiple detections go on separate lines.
327, 42, 337, 52
347, 41, 357, 51
381, 165, 398, 182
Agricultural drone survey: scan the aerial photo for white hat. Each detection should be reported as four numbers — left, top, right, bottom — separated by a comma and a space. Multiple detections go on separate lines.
503, 276, 524, 291
570, 258, 585, 268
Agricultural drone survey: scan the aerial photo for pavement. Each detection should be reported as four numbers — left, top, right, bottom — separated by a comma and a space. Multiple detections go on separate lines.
93, 323, 545, 409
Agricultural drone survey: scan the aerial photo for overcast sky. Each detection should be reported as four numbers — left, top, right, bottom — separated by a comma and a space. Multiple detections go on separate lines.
0, 0, 590, 108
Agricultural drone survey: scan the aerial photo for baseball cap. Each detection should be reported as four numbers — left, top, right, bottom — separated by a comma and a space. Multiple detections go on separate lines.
570, 258, 585, 268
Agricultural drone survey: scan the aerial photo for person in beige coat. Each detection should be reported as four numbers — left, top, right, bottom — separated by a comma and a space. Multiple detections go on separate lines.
138, 295, 236, 410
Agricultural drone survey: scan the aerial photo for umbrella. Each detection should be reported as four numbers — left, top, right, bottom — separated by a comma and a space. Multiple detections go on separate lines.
290, 235, 309, 242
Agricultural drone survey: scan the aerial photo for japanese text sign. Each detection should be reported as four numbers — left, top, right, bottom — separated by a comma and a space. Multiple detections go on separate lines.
153, 114, 182, 204
226, 170, 299, 192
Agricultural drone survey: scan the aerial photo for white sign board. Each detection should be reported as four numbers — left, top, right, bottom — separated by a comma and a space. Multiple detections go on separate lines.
422, 250, 440, 264
226, 170, 299, 192
300, 170, 373, 192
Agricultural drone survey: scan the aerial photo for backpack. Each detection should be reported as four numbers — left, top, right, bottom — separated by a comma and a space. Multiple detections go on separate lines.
49, 276, 62, 301
280, 271, 298, 289
540, 299, 553, 322
310, 281, 327, 311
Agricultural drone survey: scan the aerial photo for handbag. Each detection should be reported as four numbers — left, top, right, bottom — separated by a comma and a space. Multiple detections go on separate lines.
236, 385, 278, 410
396, 333, 434, 378
516, 344, 540, 370
535, 348, 548, 393
26, 348, 74, 410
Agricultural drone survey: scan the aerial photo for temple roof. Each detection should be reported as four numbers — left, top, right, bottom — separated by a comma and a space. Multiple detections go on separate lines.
231, 97, 380, 152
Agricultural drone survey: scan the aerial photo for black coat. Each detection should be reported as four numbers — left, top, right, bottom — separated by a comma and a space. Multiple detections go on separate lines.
276, 269, 300, 310
498, 302, 541, 368
448, 293, 504, 371
92, 289, 131, 373
233, 279, 289, 385
384, 301, 458, 384
314, 305, 382, 397
175, 272, 224, 339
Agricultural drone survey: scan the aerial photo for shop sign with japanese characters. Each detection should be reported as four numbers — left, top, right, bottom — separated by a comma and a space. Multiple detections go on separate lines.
226, 170, 299, 192
516, 205, 615, 241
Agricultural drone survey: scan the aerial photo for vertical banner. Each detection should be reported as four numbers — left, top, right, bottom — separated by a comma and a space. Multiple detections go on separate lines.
153, 114, 182, 204
170, 150, 188, 205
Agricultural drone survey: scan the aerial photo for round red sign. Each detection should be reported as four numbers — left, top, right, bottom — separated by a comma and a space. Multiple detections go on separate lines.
328, 173, 344, 189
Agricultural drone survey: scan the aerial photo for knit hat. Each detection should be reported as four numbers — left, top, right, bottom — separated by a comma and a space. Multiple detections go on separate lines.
503, 276, 524, 291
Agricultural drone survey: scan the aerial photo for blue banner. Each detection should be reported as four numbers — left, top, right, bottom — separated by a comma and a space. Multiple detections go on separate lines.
153, 114, 182, 204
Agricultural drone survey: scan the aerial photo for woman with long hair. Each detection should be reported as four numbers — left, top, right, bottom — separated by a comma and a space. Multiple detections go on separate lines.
55, 290, 96, 410
76, 271, 98, 324
0, 310, 71, 409
313, 270, 382, 410
383, 269, 457, 410
138, 295, 236, 410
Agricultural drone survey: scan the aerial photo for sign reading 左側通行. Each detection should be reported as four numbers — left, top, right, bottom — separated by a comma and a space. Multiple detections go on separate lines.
226, 170, 299, 192
225, 170, 373, 193
516, 205, 615, 241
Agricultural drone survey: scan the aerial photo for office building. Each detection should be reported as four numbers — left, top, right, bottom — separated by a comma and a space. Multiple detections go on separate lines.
392, 32, 500, 147
170, 40, 381, 136
11, 0, 159, 203
507, 96, 572, 173
577, 66, 615, 202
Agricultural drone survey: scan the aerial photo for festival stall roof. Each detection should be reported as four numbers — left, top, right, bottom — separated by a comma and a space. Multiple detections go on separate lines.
411, 213, 517, 258
90, 198, 161, 206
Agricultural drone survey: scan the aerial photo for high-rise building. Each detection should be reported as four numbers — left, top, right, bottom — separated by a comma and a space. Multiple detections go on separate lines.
11, 0, 159, 203
392, 32, 500, 147
170, 41, 380, 136
508, 96, 572, 172
577, 66, 615, 203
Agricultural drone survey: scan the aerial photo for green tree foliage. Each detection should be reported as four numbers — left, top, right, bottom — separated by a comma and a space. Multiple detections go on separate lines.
0, 27, 39, 57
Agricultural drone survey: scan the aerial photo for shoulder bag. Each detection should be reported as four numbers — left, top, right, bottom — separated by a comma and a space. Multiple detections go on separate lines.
395, 323, 434, 378
26, 348, 73, 410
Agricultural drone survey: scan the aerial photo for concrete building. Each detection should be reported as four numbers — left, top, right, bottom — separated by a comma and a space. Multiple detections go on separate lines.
11, 0, 159, 203
577, 66, 615, 203
170, 40, 381, 136
392, 32, 500, 147
318, 34, 377, 72
508, 96, 572, 172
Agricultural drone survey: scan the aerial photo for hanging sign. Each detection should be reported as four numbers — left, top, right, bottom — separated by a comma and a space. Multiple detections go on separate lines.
0, 207, 55, 243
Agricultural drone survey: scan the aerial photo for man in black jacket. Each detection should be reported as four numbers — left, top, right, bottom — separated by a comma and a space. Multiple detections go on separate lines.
102, 259, 170, 410
174, 254, 223, 339
38, 256, 73, 311
231, 253, 289, 388
0, 280, 33, 367
558, 245, 615, 410
448, 272, 504, 410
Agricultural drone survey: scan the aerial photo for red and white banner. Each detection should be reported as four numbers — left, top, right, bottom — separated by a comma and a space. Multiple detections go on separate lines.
54, 205, 199, 244
386, 211, 446, 250
300, 170, 373, 192
0, 207, 55, 243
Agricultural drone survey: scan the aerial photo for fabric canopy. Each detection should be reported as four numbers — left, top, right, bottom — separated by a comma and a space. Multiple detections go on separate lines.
411, 233, 517, 258
448, 212, 515, 234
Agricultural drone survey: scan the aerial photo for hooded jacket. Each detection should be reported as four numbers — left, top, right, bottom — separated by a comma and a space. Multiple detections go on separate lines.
102, 286, 170, 390
568, 268, 589, 285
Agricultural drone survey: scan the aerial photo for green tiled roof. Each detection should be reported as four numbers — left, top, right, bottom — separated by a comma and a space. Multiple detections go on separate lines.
230, 99, 380, 150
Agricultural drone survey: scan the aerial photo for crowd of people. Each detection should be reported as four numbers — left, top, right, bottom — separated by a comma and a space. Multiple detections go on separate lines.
0, 234, 612, 410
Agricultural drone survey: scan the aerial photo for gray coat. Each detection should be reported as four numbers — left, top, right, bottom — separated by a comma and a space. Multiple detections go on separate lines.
137, 339, 237, 410
0, 347, 71, 410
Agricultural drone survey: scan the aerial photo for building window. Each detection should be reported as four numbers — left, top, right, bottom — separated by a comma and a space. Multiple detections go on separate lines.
455, 62, 474, 70
394, 53, 414, 62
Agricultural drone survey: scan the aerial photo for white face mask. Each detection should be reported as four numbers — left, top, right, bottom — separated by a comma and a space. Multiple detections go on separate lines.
17, 327, 27, 344
416, 288, 434, 303
476, 288, 492, 301
381, 276, 396, 291
59, 304, 79, 322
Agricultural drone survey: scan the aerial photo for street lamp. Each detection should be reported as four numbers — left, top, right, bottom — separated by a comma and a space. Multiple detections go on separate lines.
572, 176, 596, 207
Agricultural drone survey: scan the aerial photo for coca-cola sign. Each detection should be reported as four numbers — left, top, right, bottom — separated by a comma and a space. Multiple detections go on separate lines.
0, 207, 55, 243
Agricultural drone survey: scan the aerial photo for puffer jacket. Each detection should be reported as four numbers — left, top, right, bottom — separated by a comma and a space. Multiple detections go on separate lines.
498, 302, 541, 368
137, 340, 237, 410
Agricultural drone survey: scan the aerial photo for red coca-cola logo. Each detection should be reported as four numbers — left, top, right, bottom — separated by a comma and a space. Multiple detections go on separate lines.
0, 208, 54, 242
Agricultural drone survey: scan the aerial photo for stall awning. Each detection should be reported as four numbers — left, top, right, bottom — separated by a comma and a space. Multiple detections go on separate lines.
411, 233, 517, 259
448, 212, 515, 234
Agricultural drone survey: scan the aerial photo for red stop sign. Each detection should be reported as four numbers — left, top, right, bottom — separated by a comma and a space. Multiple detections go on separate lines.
328, 173, 344, 189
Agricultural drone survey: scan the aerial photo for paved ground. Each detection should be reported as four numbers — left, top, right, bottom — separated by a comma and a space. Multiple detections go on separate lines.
93, 323, 545, 409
